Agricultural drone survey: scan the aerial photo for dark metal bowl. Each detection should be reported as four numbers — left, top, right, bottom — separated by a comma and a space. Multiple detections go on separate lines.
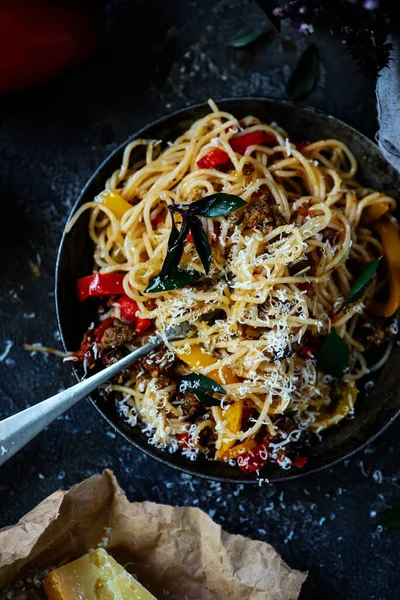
55, 98, 400, 483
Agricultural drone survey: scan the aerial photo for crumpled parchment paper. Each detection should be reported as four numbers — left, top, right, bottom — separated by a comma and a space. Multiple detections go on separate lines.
0, 470, 306, 600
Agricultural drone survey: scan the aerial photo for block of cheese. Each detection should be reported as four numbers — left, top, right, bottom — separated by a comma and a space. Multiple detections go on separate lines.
43, 548, 157, 600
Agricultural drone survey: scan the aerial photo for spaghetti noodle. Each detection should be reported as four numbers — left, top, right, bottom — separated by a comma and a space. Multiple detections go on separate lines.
67, 100, 398, 472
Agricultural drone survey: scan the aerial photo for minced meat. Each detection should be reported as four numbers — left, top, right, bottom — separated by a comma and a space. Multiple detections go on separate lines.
139, 348, 175, 377
98, 319, 136, 351
172, 391, 202, 418
244, 197, 286, 233
101, 349, 137, 384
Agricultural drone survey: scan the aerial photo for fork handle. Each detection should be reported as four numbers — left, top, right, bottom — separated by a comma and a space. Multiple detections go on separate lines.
0, 331, 167, 467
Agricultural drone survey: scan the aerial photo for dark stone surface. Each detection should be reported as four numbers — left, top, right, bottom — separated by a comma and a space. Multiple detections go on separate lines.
0, 1, 399, 598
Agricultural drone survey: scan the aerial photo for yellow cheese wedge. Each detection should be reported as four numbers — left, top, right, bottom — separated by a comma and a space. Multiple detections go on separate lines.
43, 548, 157, 600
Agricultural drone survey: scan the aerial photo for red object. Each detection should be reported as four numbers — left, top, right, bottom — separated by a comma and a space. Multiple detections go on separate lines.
0, 0, 98, 94
176, 433, 191, 450
135, 317, 152, 335
298, 333, 322, 359
151, 212, 164, 226
294, 142, 309, 153
77, 273, 125, 302
298, 282, 313, 294
298, 345, 315, 359
71, 326, 96, 366
196, 148, 230, 169
242, 406, 253, 428
186, 232, 194, 243
118, 294, 152, 334
197, 131, 277, 169
238, 439, 269, 473
118, 295, 139, 323
230, 131, 276, 154
94, 317, 114, 343
297, 204, 311, 217
292, 456, 308, 468
212, 222, 220, 243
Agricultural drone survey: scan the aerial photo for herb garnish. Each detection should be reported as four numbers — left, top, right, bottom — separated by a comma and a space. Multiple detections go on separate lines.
229, 29, 265, 48
177, 373, 226, 407
343, 259, 380, 308
145, 193, 246, 293
286, 44, 319, 101
317, 328, 349, 379
380, 507, 400, 530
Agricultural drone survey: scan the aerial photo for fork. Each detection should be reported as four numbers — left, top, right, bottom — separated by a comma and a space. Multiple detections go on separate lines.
0, 322, 194, 467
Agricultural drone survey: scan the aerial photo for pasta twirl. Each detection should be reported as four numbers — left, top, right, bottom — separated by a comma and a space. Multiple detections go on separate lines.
67, 100, 398, 472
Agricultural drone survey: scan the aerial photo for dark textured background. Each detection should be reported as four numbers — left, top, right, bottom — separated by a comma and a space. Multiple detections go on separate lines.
0, 1, 399, 598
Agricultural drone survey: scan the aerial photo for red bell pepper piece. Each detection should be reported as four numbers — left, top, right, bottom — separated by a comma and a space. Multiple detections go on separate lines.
135, 317, 153, 335
117, 294, 152, 334
94, 318, 114, 343
118, 295, 139, 323
237, 439, 269, 473
151, 212, 165, 226
186, 232, 194, 243
0, 0, 98, 94
291, 456, 308, 468
230, 131, 276, 154
241, 405, 253, 428
298, 282, 313, 294
197, 131, 277, 170
298, 333, 322, 359
77, 273, 125, 302
196, 148, 230, 169
294, 142, 310, 153
176, 432, 192, 450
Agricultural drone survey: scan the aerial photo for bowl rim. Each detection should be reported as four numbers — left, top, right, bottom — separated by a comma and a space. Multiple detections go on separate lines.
55, 96, 400, 484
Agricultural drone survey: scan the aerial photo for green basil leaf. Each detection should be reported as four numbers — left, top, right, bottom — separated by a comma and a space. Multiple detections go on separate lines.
160, 215, 186, 275
193, 391, 221, 407
229, 28, 265, 48
286, 44, 319, 101
343, 259, 380, 307
145, 267, 202, 293
187, 193, 246, 217
380, 507, 400, 529
178, 373, 226, 395
189, 216, 212, 274
317, 328, 350, 379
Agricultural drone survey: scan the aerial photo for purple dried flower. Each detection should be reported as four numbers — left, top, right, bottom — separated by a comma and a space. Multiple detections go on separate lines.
258, 0, 393, 78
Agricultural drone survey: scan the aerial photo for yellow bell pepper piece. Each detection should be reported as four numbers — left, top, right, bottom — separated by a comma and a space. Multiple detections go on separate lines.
98, 191, 131, 219
369, 218, 400, 317
364, 202, 389, 224
178, 345, 239, 385
178, 345, 242, 458
216, 399, 244, 459
311, 381, 358, 431
223, 439, 257, 460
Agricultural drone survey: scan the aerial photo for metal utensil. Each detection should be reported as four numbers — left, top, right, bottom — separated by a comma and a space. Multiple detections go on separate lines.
0, 322, 193, 467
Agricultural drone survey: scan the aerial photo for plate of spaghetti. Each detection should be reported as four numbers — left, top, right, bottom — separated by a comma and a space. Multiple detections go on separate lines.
56, 98, 400, 482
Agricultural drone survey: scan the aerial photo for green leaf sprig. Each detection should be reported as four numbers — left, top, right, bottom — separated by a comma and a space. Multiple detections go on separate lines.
177, 373, 226, 407
229, 28, 265, 48
286, 44, 320, 101
317, 328, 350, 379
343, 259, 380, 308
316, 260, 381, 378
145, 193, 246, 293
